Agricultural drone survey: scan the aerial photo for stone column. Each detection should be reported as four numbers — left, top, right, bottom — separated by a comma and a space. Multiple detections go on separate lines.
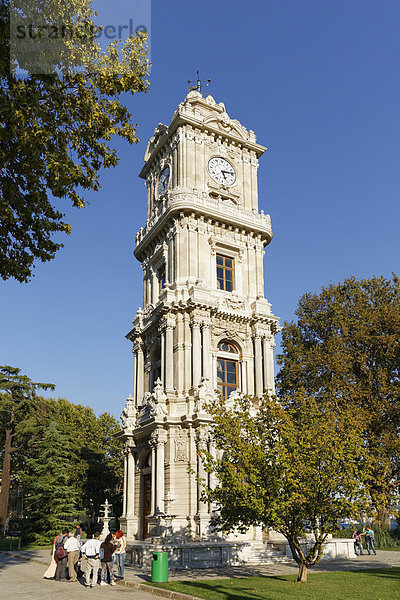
165, 325, 174, 391
209, 442, 219, 514
150, 440, 156, 515
126, 442, 135, 516
192, 320, 201, 387
132, 347, 138, 402
152, 429, 167, 514
212, 354, 217, 389
254, 335, 263, 396
202, 321, 211, 381
137, 343, 144, 404
151, 266, 157, 305
142, 265, 147, 306
197, 435, 208, 515
184, 314, 192, 390
122, 449, 128, 515
160, 330, 165, 388
146, 273, 151, 305
262, 337, 269, 394
267, 335, 276, 394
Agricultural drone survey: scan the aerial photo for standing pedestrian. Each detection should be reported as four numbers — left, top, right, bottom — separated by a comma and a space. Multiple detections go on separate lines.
113, 530, 127, 579
81, 531, 102, 588
64, 531, 81, 581
352, 530, 363, 556
100, 533, 116, 586
43, 534, 58, 579
364, 526, 377, 555
54, 528, 69, 581
74, 523, 82, 542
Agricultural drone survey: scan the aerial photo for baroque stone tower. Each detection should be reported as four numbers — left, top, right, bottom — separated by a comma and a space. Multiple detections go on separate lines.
118, 91, 279, 542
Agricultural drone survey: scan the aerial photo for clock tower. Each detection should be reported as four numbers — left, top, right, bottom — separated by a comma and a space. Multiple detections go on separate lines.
118, 90, 280, 547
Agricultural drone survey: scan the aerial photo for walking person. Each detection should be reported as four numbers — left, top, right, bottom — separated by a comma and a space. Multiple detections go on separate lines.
54, 528, 69, 581
364, 526, 377, 555
352, 529, 363, 556
100, 533, 116, 586
64, 531, 81, 581
113, 530, 127, 580
81, 531, 101, 588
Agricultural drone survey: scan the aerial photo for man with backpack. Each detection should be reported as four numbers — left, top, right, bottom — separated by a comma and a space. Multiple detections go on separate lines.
54, 528, 69, 581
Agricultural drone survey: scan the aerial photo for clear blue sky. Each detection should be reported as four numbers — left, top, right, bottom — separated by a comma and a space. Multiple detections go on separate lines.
1, 0, 399, 418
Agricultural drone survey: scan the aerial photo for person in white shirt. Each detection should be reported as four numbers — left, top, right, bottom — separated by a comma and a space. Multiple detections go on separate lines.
81, 532, 102, 587
64, 532, 81, 582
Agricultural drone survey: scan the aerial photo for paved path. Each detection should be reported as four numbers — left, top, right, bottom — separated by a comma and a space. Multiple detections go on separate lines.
3, 547, 400, 582
0, 552, 165, 600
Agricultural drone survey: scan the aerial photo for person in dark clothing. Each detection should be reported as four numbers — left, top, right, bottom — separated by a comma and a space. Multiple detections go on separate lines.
54, 528, 69, 582
100, 533, 116, 585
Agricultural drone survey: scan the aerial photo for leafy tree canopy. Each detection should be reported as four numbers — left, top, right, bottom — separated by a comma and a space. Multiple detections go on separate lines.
22, 419, 78, 543
202, 393, 370, 583
0, 365, 54, 535
0, 0, 150, 282
276, 274, 400, 526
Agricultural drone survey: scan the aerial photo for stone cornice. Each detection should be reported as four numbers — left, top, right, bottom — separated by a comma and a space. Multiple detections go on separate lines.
134, 192, 272, 259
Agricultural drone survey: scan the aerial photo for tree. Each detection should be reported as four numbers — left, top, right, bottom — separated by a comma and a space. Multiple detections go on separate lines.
42, 398, 123, 520
202, 393, 369, 583
276, 275, 400, 527
23, 420, 78, 543
0, 0, 149, 282
0, 366, 54, 537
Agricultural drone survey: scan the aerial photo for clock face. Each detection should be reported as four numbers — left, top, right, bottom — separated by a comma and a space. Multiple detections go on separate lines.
208, 157, 236, 187
157, 165, 170, 196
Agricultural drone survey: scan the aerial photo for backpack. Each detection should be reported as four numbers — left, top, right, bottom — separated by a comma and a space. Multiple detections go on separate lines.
55, 535, 67, 559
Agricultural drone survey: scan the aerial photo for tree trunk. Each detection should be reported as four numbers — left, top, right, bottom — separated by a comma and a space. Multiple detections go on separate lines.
296, 561, 308, 583
0, 425, 13, 537
376, 504, 391, 529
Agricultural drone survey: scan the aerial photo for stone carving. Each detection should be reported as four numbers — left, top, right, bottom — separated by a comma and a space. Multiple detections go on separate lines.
120, 395, 137, 431
194, 378, 216, 414
174, 438, 187, 462
142, 303, 154, 320
137, 379, 168, 424
151, 379, 168, 417
144, 123, 168, 161
224, 292, 247, 311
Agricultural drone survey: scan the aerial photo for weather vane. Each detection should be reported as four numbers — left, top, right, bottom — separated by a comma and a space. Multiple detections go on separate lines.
187, 70, 211, 94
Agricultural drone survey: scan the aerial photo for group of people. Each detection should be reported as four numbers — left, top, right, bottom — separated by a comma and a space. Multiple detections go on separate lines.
352, 527, 377, 556
43, 525, 127, 587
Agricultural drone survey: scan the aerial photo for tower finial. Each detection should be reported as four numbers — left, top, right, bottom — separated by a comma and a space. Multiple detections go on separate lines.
186, 70, 211, 94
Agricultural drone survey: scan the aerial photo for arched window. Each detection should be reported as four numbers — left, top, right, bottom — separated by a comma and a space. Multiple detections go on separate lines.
217, 341, 239, 399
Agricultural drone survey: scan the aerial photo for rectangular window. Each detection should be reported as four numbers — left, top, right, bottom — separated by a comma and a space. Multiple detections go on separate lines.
216, 254, 234, 292
217, 358, 238, 400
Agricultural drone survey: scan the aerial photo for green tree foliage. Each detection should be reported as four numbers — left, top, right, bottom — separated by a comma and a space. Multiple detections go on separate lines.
0, 366, 54, 537
0, 0, 150, 282
1, 367, 124, 539
202, 393, 369, 583
23, 420, 78, 543
276, 275, 400, 527
46, 399, 124, 519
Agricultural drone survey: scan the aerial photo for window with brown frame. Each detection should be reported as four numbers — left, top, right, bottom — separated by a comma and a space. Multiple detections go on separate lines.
216, 254, 234, 292
217, 341, 238, 399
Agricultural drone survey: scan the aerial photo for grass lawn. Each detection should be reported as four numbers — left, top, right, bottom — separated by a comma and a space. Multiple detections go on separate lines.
149, 568, 400, 600
0, 539, 51, 551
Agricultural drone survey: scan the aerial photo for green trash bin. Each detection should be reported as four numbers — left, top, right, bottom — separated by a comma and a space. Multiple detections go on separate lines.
151, 551, 168, 582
